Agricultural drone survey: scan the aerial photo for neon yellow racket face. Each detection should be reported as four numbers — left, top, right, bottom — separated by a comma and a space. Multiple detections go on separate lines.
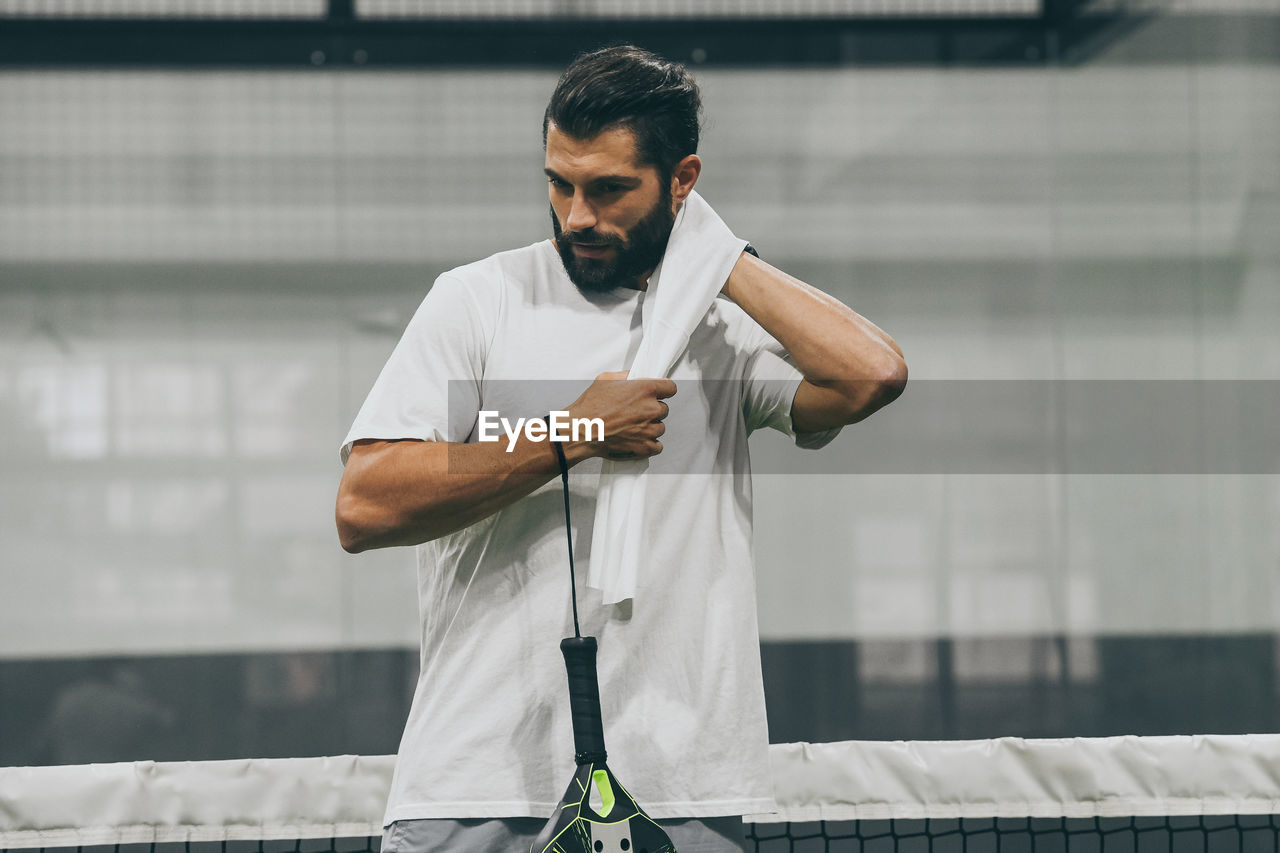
532, 763, 677, 853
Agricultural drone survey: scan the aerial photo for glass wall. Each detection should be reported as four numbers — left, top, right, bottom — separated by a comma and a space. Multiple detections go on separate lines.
1, 6, 1278, 761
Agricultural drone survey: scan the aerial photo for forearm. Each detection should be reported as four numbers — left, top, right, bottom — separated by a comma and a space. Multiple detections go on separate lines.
725, 252, 902, 378
723, 252, 907, 426
336, 373, 676, 553
336, 435, 584, 552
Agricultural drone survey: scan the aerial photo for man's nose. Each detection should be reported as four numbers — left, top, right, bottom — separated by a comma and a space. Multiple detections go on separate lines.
565, 192, 596, 233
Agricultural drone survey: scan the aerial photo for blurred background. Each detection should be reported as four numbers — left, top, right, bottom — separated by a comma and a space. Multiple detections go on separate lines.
1, 0, 1278, 767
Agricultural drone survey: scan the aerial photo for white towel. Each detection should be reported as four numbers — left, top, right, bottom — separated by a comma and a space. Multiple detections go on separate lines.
588, 190, 748, 604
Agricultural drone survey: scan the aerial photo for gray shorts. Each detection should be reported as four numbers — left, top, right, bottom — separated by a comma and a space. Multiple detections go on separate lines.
381, 815, 747, 853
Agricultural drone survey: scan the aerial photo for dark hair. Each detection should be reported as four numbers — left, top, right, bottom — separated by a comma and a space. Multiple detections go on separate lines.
543, 45, 702, 180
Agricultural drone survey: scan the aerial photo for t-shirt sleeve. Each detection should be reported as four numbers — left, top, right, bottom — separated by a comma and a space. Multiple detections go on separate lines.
740, 321, 843, 450
340, 273, 489, 464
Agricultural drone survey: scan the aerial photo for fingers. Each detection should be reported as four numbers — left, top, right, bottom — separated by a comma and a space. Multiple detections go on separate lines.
589, 373, 674, 418
636, 398, 669, 423
574, 372, 676, 461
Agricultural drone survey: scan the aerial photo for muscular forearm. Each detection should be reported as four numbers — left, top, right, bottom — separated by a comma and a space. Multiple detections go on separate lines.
336, 373, 676, 553
723, 252, 907, 428
336, 435, 578, 552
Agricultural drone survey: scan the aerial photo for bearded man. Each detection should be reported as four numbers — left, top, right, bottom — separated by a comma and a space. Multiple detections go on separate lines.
336, 44, 906, 853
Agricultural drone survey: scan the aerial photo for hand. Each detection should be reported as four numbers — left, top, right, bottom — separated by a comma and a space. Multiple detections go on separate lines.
564, 371, 676, 461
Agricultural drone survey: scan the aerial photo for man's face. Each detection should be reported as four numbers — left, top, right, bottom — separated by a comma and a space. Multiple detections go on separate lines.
544, 122, 675, 293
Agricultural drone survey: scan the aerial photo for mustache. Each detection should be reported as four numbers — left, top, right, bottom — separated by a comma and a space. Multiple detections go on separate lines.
558, 229, 624, 249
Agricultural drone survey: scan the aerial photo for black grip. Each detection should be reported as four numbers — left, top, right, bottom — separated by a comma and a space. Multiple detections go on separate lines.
561, 636, 608, 765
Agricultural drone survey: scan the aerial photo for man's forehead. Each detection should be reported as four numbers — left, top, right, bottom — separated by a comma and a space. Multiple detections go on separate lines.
544, 121, 650, 176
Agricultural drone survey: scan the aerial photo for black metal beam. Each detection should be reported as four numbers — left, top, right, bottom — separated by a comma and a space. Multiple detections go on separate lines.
0, 15, 1059, 69
21, 2, 1263, 70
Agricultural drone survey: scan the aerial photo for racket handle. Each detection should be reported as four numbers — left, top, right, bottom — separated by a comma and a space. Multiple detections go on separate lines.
560, 636, 608, 765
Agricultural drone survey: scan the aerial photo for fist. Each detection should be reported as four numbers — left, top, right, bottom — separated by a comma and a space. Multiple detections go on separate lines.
565, 372, 676, 460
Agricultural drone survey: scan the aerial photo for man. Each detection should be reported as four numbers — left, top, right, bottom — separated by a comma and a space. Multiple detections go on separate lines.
336, 45, 905, 853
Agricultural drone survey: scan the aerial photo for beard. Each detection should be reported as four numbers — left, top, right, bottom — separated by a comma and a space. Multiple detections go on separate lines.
551, 183, 675, 294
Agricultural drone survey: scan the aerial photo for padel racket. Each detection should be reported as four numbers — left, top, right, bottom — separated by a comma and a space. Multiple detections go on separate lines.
531, 636, 675, 853
531, 432, 677, 853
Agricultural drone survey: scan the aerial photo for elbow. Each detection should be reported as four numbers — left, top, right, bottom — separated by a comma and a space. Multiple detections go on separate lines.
336, 440, 439, 552
335, 484, 398, 554
335, 491, 372, 554
840, 355, 907, 424
877, 354, 908, 406
337, 527, 367, 555
335, 483, 436, 552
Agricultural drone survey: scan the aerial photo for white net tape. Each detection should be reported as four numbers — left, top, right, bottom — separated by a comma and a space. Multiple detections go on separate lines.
5, 736, 1280, 849
747, 735, 1280, 822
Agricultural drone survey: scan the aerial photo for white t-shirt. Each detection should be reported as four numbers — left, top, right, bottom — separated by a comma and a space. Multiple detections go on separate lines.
342, 240, 837, 823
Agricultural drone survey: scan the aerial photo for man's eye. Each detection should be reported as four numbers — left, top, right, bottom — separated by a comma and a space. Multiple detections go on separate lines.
548, 177, 570, 191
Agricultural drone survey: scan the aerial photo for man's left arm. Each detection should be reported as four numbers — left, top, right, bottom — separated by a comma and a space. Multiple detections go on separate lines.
722, 251, 907, 433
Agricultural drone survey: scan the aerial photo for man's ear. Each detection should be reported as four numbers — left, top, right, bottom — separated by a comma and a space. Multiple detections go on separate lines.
670, 154, 701, 206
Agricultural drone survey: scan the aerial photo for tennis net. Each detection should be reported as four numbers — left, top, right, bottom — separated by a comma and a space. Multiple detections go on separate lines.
4, 736, 1280, 853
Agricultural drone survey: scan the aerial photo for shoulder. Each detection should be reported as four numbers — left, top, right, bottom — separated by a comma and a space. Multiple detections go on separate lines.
439, 241, 556, 289
427, 241, 558, 312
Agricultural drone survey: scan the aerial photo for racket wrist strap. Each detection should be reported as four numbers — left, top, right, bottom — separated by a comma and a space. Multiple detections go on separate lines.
541, 412, 569, 483
543, 414, 581, 639
550, 433, 568, 479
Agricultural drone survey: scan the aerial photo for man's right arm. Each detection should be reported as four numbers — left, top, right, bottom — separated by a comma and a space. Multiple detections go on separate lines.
335, 372, 675, 553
